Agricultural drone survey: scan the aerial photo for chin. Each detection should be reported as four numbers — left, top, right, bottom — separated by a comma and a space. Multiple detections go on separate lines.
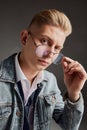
36, 66, 47, 71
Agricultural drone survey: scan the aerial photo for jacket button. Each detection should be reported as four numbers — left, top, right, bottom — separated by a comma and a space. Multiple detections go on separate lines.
16, 111, 21, 116
52, 95, 56, 103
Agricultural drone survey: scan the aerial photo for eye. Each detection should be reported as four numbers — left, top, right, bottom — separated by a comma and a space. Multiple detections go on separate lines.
40, 38, 48, 45
55, 46, 60, 50
55, 46, 62, 53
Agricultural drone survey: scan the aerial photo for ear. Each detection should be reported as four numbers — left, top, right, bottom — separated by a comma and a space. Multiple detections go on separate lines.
20, 30, 29, 45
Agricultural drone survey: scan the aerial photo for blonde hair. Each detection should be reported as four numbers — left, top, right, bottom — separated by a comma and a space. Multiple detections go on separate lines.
28, 9, 72, 37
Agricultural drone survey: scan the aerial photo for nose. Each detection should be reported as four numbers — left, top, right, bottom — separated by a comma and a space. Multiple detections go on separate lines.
42, 45, 56, 58
43, 50, 54, 58
47, 46, 55, 57
35, 45, 55, 58
50, 45, 55, 52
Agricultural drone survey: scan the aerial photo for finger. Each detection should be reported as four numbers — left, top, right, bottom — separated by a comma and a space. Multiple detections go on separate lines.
62, 57, 76, 72
67, 64, 87, 80
66, 61, 79, 72
62, 56, 74, 69
62, 56, 74, 63
62, 57, 87, 80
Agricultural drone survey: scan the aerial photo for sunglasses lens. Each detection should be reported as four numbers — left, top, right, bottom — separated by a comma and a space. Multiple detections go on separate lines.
35, 46, 64, 65
53, 53, 64, 65
35, 45, 49, 58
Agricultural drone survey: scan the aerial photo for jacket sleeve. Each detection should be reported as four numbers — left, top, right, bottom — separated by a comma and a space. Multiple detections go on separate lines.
52, 75, 84, 130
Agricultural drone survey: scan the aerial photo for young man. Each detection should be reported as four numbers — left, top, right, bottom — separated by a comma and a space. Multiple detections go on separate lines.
0, 9, 87, 130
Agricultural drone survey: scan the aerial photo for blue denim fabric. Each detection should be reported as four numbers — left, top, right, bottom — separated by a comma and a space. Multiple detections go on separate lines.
0, 53, 84, 130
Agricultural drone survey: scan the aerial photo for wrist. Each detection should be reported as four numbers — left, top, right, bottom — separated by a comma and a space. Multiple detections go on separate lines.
68, 92, 80, 102
64, 92, 80, 103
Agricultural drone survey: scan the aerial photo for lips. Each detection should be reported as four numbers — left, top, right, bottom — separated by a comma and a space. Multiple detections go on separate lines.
38, 59, 49, 66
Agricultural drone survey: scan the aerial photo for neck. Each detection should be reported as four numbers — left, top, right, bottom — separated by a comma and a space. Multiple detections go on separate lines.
18, 53, 39, 84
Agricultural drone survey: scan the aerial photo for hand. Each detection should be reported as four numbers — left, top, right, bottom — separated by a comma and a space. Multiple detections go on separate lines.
62, 57, 87, 102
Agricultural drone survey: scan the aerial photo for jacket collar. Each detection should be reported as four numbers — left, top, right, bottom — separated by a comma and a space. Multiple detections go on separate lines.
0, 53, 49, 83
0, 53, 17, 83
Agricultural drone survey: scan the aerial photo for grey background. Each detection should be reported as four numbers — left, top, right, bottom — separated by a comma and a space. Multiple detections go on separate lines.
0, 0, 87, 130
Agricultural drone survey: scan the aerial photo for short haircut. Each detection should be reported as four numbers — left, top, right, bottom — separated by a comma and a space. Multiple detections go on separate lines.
28, 9, 72, 37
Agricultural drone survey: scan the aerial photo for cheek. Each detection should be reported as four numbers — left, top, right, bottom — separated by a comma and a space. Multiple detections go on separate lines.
25, 44, 36, 55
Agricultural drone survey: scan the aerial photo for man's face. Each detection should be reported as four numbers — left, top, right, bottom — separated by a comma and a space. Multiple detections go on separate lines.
20, 24, 66, 71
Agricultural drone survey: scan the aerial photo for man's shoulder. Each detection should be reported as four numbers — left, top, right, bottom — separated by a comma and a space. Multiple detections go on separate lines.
0, 53, 17, 81
43, 69, 56, 80
0, 53, 17, 65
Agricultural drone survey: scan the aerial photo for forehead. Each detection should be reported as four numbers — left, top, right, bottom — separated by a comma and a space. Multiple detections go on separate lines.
29, 24, 66, 45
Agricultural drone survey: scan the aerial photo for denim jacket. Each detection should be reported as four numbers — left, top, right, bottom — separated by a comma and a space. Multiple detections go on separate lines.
0, 53, 84, 130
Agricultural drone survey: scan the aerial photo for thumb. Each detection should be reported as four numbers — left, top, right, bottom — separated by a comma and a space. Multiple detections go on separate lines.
62, 58, 68, 72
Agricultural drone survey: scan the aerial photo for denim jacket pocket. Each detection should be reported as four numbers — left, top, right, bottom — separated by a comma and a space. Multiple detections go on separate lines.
0, 103, 12, 119
44, 93, 57, 106
36, 93, 58, 125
